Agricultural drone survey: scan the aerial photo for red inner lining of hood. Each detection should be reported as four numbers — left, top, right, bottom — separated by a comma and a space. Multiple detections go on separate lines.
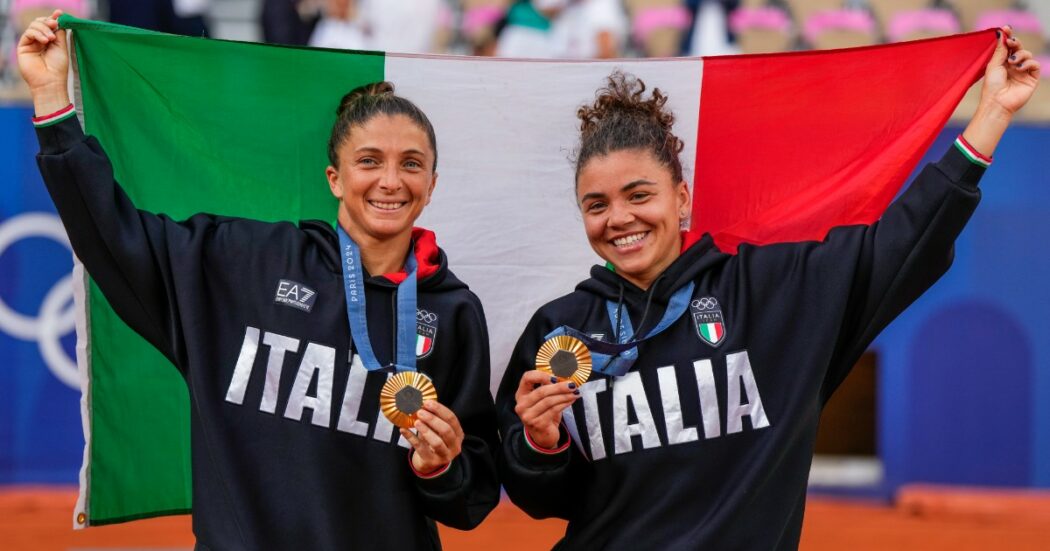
382, 227, 439, 283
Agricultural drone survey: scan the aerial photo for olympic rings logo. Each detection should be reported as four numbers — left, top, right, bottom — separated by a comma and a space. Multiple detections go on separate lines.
417, 309, 438, 324
691, 297, 719, 310
0, 213, 79, 389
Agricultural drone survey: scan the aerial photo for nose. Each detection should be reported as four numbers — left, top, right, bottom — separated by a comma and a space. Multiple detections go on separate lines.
378, 165, 403, 193
607, 202, 634, 228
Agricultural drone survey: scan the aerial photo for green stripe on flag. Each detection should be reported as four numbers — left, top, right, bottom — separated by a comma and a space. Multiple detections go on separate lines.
61, 15, 385, 524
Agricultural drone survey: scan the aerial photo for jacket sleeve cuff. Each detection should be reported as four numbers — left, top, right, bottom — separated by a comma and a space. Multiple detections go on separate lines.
938, 137, 989, 192
511, 425, 571, 468
35, 111, 87, 155
408, 450, 452, 479
409, 451, 465, 495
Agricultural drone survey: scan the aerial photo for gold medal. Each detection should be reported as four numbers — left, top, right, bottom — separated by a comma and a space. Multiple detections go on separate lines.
535, 335, 592, 387
380, 371, 438, 429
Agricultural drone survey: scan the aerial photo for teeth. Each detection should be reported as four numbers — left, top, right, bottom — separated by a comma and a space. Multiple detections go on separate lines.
369, 201, 405, 211
613, 232, 648, 247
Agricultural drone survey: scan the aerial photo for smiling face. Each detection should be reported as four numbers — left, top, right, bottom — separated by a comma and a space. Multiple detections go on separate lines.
576, 148, 690, 290
325, 114, 437, 246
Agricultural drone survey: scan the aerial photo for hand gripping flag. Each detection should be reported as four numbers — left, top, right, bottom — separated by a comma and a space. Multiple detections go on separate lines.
56, 15, 995, 526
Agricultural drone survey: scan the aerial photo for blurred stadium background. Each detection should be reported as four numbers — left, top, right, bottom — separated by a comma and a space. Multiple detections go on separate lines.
1, 0, 1049, 549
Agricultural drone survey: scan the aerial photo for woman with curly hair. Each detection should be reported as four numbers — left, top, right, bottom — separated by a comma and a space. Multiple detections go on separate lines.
496, 28, 1040, 549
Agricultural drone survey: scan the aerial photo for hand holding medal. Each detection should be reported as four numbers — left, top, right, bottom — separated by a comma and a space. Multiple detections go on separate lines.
512, 336, 592, 449
399, 401, 465, 474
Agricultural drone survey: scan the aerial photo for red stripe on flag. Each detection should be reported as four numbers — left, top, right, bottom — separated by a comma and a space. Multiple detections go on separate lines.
687, 31, 996, 253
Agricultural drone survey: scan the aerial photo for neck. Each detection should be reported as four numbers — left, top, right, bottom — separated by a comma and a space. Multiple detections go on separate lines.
338, 213, 412, 277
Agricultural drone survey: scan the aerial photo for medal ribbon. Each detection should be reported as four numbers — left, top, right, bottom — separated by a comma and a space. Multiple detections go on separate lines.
544, 282, 694, 377
338, 226, 418, 373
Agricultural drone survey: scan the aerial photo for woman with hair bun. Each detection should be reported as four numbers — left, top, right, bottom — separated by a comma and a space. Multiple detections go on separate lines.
21, 10, 498, 550
496, 29, 1040, 549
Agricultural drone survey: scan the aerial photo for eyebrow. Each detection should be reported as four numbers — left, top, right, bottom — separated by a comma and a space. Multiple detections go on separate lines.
353, 146, 429, 157
579, 179, 657, 203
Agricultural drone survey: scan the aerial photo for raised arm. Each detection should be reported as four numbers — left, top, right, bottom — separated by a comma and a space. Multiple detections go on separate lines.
19, 10, 72, 120
960, 26, 1041, 158
20, 9, 221, 368
824, 26, 1043, 375
741, 28, 1039, 397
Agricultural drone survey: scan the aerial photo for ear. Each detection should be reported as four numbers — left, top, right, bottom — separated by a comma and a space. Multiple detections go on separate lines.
425, 172, 438, 206
326, 165, 343, 200
676, 180, 692, 220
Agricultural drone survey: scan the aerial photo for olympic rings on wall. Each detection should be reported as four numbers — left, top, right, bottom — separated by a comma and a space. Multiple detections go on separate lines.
0, 213, 79, 389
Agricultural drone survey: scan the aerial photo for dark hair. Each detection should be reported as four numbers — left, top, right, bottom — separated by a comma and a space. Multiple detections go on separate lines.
327, 81, 438, 170
574, 71, 684, 185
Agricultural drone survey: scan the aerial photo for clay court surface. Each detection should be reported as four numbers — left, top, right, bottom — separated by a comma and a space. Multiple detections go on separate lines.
2, 486, 1048, 550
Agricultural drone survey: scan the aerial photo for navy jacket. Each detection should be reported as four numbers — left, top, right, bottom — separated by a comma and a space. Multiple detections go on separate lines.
37, 117, 499, 550
497, 146, 984, 550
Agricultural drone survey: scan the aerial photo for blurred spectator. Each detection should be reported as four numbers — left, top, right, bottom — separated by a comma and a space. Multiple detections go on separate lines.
686, 0, 738, 56
107, 0, 209, 36
548, 0, 628, 58
359, 0, 445, 54
262, 0, 321, 46
309, 0, 365, 50
497, 1, 553, 57
472, 9, 509, 56
498, 0, 626, 59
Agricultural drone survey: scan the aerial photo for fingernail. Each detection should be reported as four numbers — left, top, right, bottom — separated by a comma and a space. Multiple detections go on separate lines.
568, 382, 577, 389
573, 389, 580, 395
1017, 63, 1024, 68
996, 30, 1001, 38
550, 377, 558, 383
1010, 54, 1017, 61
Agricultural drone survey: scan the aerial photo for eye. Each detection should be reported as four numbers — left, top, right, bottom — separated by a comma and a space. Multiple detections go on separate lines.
629, 191, 652, 202
403, 159, 423, 170
358, 157, 379, 166
584, 201, 607, 213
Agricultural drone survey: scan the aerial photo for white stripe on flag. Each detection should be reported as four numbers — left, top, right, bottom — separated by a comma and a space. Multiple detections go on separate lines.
387, 55, 703, 393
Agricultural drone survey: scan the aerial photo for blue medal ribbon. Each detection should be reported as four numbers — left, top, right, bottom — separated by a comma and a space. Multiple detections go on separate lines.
545, 281, 695, 377
338, 226, 418, 373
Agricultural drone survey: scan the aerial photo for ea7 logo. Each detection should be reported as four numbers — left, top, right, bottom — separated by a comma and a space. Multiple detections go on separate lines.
274, 279, 317, 313
690, 297, 726, 347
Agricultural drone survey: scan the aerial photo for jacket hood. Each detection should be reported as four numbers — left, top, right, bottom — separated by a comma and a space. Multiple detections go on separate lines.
299, 221, 465, 292
576, 234, 729, 324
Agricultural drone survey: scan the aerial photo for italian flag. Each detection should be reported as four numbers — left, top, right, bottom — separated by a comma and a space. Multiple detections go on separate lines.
699, 322, 724, 345
58, 15, 995, 526
416, 333, 434, 358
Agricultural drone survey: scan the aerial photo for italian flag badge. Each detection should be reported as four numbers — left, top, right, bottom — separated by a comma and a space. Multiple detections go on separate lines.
691, 297, 726, 347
